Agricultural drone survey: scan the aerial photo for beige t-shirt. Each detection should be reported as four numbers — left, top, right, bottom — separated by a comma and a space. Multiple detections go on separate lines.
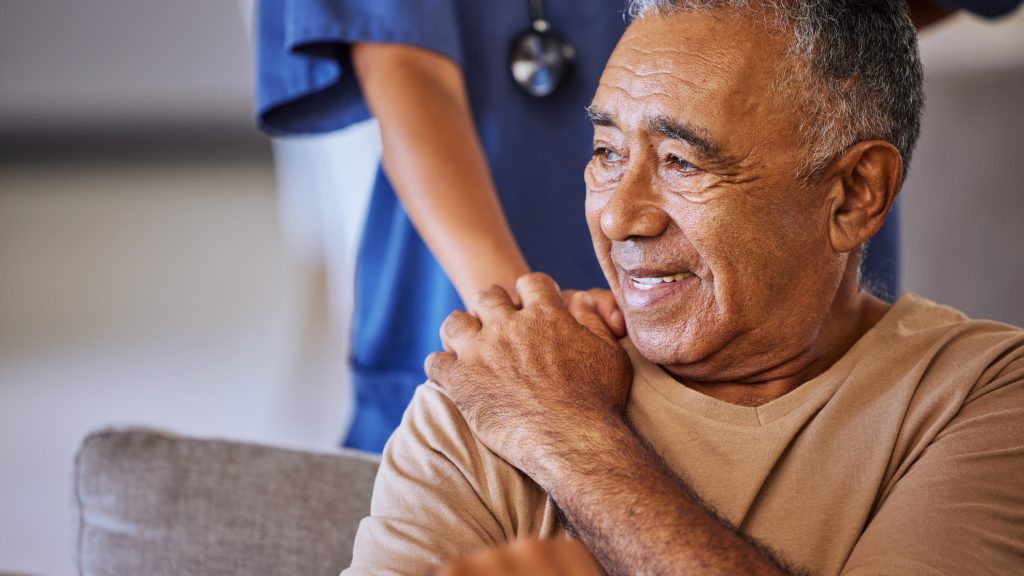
344, 294, 1024, 575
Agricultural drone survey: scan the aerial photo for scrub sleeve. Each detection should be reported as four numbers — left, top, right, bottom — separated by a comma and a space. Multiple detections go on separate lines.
257, 0, 463, 133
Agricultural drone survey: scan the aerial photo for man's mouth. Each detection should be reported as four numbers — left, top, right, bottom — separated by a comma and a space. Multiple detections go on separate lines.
629, 271, 694, 291
619, 266, 697, 309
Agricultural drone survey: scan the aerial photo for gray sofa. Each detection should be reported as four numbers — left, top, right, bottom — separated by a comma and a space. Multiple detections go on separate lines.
72, 427, 379, 576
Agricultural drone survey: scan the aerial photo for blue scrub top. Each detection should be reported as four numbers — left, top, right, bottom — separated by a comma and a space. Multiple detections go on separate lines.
254, 0, 1024, 451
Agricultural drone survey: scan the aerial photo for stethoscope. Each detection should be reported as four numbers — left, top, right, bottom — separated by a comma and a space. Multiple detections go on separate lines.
509, 0, 576, 97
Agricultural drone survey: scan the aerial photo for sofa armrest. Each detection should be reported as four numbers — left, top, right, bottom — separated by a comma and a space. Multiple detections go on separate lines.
73, 427, 379, 576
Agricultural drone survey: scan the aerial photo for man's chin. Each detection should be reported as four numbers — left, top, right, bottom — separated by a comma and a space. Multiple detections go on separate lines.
626, 325, 700, 368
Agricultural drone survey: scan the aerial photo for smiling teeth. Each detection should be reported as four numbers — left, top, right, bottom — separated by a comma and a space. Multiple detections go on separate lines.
630, 272, 692, 290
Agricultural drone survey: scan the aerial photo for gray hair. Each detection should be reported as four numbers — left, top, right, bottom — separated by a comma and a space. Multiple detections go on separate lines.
625, 0, 924, 183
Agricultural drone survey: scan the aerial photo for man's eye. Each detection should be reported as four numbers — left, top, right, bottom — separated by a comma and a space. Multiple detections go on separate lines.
667, 154, 699, 173
594, 147, 623, 163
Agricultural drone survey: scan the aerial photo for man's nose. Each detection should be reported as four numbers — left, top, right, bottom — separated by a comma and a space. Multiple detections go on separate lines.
600, 169, 671, 241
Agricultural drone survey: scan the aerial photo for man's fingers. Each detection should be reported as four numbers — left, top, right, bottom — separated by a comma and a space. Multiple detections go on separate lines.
436, 538, 588, 576
568, 291, 615, 342
552, 538, 603, 576
424, 351, 457, 387
440, 310, 481, 353
517, 272, 564, 309
474, 284, 517, 323
435, 538, 601, 576
588, 289, 626, 338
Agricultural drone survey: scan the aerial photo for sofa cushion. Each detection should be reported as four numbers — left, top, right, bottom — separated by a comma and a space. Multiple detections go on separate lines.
73, 427, 379, 576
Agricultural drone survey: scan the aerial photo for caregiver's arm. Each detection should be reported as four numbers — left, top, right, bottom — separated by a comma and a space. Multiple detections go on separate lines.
351, 43, 529, 306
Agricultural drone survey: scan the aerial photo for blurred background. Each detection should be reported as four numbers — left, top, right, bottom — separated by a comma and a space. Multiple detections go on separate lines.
0, 1, 1021, 574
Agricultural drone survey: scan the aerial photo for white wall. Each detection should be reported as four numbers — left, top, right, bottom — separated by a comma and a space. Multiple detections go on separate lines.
0, 0, 255, 133
902, 12, 1024, 326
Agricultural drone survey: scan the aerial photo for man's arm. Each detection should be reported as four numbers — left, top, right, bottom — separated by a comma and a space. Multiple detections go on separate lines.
427, 273, 802, 575
544, 420, 800, 576
351, 43, 529, 306
539, 417, 801, 575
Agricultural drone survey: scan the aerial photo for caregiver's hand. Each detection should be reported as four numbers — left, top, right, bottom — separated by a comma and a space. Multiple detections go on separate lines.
561, 288, 626, 338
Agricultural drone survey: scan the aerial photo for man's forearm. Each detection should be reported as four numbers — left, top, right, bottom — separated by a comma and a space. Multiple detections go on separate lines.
540, 419, 802, 576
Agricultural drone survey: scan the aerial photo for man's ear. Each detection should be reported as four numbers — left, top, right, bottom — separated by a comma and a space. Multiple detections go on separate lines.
825, 140, 903, 254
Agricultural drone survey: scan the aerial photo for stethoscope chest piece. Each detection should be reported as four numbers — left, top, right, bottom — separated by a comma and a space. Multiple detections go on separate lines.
509, 6, 576, 98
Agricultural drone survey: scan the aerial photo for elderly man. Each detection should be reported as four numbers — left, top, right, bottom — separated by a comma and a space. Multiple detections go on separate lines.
343, 0, 1024, 574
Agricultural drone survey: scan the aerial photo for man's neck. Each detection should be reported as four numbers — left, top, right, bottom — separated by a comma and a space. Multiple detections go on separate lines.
665, 288, 891, 407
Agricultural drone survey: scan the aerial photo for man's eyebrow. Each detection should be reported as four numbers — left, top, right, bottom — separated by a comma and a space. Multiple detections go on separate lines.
586, 107, 725, 163
585, 105, 616, 127
647, 116, 722, 161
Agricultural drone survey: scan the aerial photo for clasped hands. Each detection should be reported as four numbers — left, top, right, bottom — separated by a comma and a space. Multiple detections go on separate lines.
424, 272, 633, 485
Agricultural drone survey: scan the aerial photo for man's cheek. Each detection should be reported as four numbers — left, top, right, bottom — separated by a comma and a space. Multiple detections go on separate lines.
583, 201, 618, 291
584, 193, 605, 237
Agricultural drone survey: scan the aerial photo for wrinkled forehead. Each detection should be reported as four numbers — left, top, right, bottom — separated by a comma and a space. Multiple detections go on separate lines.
593, 11, 789, 130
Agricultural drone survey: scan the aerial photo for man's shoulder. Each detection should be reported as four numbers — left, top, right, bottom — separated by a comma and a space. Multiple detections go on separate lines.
865, 294, 1023, 410
392, 381, 480, 459
894, 292, 1023, 336
391, 381, 544, 487
374, 381, 556, 533
874, 293, 1024, 445
885, 293, 1024, 376
841, 297, 1024, 576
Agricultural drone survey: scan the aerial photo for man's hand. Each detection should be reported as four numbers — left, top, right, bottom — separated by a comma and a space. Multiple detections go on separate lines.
435, 537, 603, 576
424, 272, 633, 480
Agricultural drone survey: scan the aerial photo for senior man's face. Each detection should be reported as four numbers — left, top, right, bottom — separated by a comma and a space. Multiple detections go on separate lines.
585, 12, 847, 379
